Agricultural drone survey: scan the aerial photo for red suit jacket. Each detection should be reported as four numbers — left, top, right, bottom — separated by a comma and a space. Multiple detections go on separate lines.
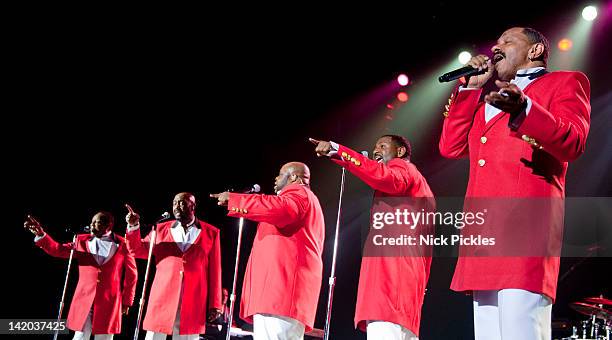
227, 183, 325, 332
127, 220, 222, 335
36, 233, 137, 334
439, 71, 591, 301
332, 145, 434, 337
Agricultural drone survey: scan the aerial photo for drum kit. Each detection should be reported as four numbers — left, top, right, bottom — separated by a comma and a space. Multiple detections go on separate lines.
559, 296, 612, 340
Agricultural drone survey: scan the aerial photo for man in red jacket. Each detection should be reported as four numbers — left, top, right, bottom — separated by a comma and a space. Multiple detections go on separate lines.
439, 27, 590, 339
311, 135, 434, 340
125, 192, 222, 340
25, 212, 137, 340
211, 162, 325, 340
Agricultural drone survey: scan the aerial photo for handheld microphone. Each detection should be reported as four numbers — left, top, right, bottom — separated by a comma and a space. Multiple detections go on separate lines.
230, 184, 261, 194
438, 66, 486, 83
361, 151, 369, 157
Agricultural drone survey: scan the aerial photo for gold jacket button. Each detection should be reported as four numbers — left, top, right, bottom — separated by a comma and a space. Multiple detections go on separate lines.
480, 136, 487, 144
354, 160, 361, 166
341, 152, 348, 158
478, 159, 486, 167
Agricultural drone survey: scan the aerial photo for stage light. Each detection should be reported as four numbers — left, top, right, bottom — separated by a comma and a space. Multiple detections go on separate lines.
558, 38, 573, 51
582, 5, 597, 21
458, 51, 472, 65
397, 92, 409, 102
397, 74, 409, 86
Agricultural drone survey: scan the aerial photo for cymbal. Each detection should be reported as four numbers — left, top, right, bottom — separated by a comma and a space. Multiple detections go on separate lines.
570, 302, 612, 320
584, 297, 612, 305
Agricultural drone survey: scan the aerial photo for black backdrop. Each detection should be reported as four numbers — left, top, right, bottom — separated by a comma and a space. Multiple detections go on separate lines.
3, 2, 611, 339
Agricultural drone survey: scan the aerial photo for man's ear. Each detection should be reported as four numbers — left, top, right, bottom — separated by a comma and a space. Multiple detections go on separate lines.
530, 43, 545, 60
397, 146, 407, 158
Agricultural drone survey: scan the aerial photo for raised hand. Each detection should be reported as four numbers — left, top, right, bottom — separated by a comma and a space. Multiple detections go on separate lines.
125, 204, 140, 227
24, 215, 45, 236
207, 308, 222, 323
309, 138, 332, 157
210, 192, 230, 206
484, 80, 527, 114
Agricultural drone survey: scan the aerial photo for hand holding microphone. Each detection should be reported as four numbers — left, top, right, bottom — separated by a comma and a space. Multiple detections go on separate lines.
465, 54, 494, 88
438, 54, 494, 88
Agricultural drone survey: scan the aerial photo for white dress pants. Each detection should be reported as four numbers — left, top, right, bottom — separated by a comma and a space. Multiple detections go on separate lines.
366, 321, 418, 340
72, 309, 113, 340
473, 289, 552, 340
253, 313, 305, 340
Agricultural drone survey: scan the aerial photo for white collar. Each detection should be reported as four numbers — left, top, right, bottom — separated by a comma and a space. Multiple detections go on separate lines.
91, 230, 113, 240
515, 66, 545, 77
175, 218, 197, 229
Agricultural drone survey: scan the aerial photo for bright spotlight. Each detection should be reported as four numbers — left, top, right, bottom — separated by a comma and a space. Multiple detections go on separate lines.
397, 92, 409, 102
397, 74, 409, 86
582, 5, 597, 21
558, 38, 573, 51
458, 51, 472, 65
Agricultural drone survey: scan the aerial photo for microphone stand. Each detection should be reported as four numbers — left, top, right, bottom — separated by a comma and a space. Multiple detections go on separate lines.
323, 167, 347, 340
53, 233, 78, 340
133, 223, 158, 340
226, 217, 244, 340
223, 185, 259, 340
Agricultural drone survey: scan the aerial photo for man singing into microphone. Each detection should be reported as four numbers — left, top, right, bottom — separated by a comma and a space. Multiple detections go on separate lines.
24, 212, 137, 340
311, 135, 434, 340
439, 27, 590, 339
125, 192, 223, 340
210, 162, 325, 340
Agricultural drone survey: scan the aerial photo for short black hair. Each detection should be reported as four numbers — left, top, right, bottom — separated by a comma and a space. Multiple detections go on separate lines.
522, 27, 550, 66
381, 134, 412, 160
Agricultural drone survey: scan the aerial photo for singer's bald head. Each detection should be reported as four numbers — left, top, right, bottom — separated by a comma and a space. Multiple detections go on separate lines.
91, 211, 114, 237
173, 192, 196, 224
274, 162, 311, 193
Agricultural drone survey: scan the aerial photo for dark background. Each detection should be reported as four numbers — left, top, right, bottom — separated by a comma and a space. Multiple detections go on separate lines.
3, 1, 611, 339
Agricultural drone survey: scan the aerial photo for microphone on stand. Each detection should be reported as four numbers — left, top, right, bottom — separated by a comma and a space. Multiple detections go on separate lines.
156, 212, 172, 223
223, 183, 259, 340
64, 225, 91, 235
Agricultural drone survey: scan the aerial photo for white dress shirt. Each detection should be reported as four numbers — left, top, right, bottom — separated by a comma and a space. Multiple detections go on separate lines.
127, 218, 200, 253
170, 219, 200, 253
